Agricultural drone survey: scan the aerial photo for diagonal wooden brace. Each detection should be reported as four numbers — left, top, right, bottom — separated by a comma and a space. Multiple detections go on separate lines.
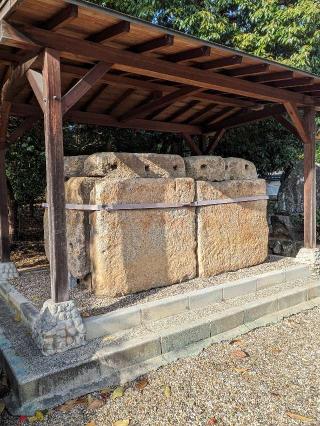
61, 62, 113, 115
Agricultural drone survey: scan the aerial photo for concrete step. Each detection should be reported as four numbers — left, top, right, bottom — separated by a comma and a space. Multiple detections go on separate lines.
1, 271, 319, 415
84, 263, 310, 340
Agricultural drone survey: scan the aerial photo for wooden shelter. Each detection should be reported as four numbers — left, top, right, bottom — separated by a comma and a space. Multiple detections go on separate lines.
0, 0, 318, 303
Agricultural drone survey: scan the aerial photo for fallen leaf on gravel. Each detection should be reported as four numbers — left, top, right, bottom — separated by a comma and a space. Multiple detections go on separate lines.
207, 416, 218, 424
87, 398, 105, 410
17, 415, 28, 424
271, 347, 282, 353
85, 422, 96, 426
113, 419, 130, 426
28, 410, 44, 423
56, 399, 78, 412
231, 349, 249, 359
234, 367, 249, 374
0, 401, 5, 414
163, 385, 171, 398
102, 335, 116, 342
286, 412, 314, 423
136, 378, 149, 391
229, 338, 244, 346
111, 386, 124, 400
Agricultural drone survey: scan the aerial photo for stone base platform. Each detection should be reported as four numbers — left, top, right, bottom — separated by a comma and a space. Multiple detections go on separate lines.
1, 263, 319, 416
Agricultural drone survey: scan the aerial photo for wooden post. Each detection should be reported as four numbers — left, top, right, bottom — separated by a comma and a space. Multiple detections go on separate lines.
303, 107, 317, 249
0, 102, 11, 262
0, 148, 10, 262
43, 48, 69, 303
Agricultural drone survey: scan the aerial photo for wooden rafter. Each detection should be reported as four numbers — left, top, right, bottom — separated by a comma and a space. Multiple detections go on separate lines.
17, 25, 315, 107
105, 88, 135, 115
129, 35, 173, 53
38, 4, 78, 31
199, 55, 242, 70
272, 78, 314, 89
165, 100, 199, 122
294, 83, 320, 93
204, 107, 240, 126
204, 104, 285, 133
224, 64, 270, 77
120, 86, 199, 121
60, 63, 255, 108
284, 102, 311, 144
81, 85, 107, 111
188, 103, 217, 124
249, 71, 293, 83
86, 20, 130, 43
164, 46, 211, 63
62, 62, 113, 114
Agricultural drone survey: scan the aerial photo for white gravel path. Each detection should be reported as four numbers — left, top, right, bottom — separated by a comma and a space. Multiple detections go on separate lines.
2, 304, 320, 425
10, 256, 295, 316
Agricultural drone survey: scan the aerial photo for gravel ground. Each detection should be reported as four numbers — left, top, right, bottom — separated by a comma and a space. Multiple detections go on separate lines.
2, 304, 320, 426
10, 256, 296, 316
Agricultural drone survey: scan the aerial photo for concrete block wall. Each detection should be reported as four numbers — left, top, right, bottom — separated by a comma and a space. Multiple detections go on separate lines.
44, 153, 268, 296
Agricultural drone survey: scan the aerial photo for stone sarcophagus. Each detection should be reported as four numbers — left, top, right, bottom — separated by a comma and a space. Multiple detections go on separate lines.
45, 153, 268, 296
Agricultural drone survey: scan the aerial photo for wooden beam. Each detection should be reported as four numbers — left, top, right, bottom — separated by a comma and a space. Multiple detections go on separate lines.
39, 4, 78, 31
26, 69, 44, 110
249, 71, 294, 83
60, 63, 255, 108
0, 101, 10, 262
0, 21, 38, 50
182, 133, 202, 155
273, 114, 302, 141
86, 20, 130, 43
205, 129, 226, 154
204, 104, 285, 133
19, 25, 315, 106
164, 46, 211, 63
303, 107, 317, 248
129, 35, 173, 53
62, 62, 112, 114
11, 102, 202, 134
272, 77, 314, 89
284, 102, 311, 144
0, 148, 9, 261
165, 100, 199, 122
120, 86, 199, 121
8, 116, 38, 144
224, 63, 270, 77
198, 55, 242, 70
43, 48, 68, 303
67, 109, 202, 134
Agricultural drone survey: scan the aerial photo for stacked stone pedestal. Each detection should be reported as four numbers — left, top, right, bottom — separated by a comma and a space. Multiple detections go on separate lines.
45, 152, 269, 296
